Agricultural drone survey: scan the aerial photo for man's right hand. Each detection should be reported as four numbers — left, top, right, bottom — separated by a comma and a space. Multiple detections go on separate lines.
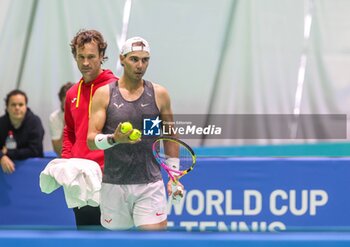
0, 155, 15, 174
113, 122, 141, 144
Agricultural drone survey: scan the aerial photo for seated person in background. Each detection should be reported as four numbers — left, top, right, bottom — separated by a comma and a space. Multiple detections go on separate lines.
49, 82, 74, 157
0, 89, 45, 174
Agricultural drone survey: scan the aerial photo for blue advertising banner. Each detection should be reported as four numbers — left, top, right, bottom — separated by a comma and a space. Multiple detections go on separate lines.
0, 158, 75, 226
1, 157, 350, 232
166, 158, 350, 232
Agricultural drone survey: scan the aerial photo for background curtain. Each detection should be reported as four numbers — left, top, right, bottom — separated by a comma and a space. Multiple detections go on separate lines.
0, 0, 348, 150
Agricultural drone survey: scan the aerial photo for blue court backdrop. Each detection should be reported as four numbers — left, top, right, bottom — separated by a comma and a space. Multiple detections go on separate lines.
1, 157, 350, 232
166, 158, 350, 231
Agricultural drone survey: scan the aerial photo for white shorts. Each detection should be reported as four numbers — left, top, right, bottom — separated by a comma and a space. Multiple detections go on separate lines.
100, 180, 167, 230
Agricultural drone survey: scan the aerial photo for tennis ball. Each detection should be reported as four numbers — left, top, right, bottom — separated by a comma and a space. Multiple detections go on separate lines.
129, 129, 142, 141
120, 122, 133, 134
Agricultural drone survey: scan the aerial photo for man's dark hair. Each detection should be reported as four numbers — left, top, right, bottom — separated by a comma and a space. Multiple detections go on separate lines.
70, 29, 108, 63
5, 89, 28, 107
58, 82, 74, 102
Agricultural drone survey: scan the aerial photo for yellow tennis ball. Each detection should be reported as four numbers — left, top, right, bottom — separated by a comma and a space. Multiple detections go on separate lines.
129, 129, 142, 141
120, 122, 133, 134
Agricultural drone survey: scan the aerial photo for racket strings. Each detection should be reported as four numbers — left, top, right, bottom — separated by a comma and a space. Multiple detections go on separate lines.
178, 144, 193, 171
155, 139, 193, 171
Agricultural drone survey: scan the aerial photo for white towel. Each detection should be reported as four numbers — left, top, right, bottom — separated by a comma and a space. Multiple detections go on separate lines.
39, 158, 102, 208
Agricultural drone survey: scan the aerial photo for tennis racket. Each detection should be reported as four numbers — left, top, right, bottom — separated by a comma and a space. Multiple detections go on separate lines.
152, 136, 196, 202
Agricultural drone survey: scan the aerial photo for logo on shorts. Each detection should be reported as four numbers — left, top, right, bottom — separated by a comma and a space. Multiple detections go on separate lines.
143, 116, 161, 136
156, 212, 164, 216
104, 218, 112, 223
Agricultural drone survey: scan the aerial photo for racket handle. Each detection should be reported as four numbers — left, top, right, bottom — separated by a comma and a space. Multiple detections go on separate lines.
171, 183, 183, 204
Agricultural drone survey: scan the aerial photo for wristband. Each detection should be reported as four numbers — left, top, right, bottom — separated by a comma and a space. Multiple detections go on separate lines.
165, 157, 180, 177
165, 157, 180, 170
95, 134, 118, 150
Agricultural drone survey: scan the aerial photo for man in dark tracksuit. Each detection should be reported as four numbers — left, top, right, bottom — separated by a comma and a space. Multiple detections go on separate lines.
0, 89, 44, 174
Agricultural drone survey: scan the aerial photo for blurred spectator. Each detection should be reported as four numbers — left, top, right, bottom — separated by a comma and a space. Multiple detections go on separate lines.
0, 89, 44, 174
49, 82, 74, 157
